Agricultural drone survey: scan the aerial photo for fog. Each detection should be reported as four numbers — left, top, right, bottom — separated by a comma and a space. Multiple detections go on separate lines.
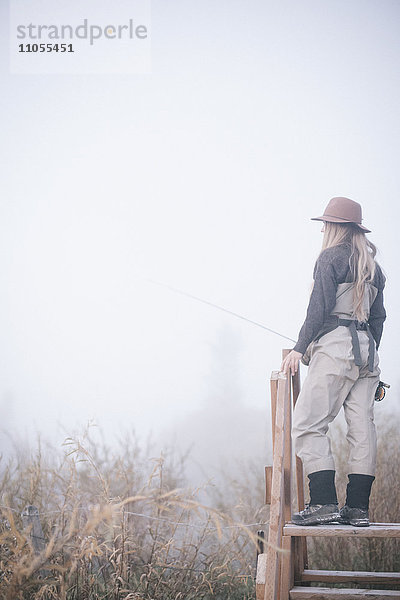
1, 0, 399, 485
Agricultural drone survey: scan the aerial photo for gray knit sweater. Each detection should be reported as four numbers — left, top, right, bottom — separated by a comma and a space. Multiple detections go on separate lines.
293, 243, 386, 355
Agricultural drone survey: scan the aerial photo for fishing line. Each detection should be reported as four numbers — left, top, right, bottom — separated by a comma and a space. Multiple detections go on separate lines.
0, 504, 265, 530
143, 278, 296, 344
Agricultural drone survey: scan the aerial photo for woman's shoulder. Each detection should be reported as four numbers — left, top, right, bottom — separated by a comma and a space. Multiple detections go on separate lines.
315, 243, 350, 267
313, 243, 351, 281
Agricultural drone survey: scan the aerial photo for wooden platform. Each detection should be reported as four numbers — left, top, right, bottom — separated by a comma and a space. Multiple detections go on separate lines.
283, 523, 400, 538
300, 571, 400, 585
289, 588, 400, 599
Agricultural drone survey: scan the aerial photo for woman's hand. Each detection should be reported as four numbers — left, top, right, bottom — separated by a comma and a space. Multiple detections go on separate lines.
280, 350, 303, 376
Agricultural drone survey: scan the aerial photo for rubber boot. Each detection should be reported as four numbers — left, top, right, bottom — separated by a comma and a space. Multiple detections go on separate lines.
339, 474, 375, 527
292, 470, 339, 526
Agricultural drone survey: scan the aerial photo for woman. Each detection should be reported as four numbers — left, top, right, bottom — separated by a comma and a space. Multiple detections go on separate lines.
281, 197, 386, 527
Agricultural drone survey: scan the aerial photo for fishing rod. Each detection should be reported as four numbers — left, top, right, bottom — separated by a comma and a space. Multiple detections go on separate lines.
143, 278, 390, 403
143, 277, 296, 344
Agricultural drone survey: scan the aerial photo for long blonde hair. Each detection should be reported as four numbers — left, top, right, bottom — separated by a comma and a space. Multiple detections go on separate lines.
321, 222, 377, 321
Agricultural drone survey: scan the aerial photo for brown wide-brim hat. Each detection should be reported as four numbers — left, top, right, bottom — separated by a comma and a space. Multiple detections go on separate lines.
311, 196, 371, 233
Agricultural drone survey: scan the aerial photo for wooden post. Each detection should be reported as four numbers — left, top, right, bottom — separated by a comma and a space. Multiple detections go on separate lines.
293, 537, 305, 584
22, 505, 46, 554
282, 350, 292, 526
256, 554, 268, 600
270, 371, 279, 451
264, 372, 289, 600
257, 351, 308, 600
265, 466, 273, 504
292, 368, 308, 570
292, 369, 305, 512
266, 371, 279, 505
280, 535, 294, 600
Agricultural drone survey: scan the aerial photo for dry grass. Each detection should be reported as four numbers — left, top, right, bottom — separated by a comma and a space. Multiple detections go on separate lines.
0, 427, 263, 600
1, 411, 399, 598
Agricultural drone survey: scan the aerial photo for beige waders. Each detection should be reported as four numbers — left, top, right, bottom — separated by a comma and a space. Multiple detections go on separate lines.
292, 282, 381, 478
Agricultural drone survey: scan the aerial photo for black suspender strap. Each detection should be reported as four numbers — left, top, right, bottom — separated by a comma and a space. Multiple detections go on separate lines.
366, 322, 375, 373
337, 318, 375, 372
349, 320, 362, 367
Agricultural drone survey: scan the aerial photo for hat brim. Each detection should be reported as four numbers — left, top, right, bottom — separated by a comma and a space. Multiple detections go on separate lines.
311, 215, 371, 233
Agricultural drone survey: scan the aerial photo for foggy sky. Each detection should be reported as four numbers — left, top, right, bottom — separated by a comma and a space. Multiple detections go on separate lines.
1, 0, 399, 480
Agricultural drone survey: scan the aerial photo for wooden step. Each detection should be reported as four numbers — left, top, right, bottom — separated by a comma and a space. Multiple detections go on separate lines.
289, 586, 400, 599
284, 523, 400, 538
300, 570, 400, 585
